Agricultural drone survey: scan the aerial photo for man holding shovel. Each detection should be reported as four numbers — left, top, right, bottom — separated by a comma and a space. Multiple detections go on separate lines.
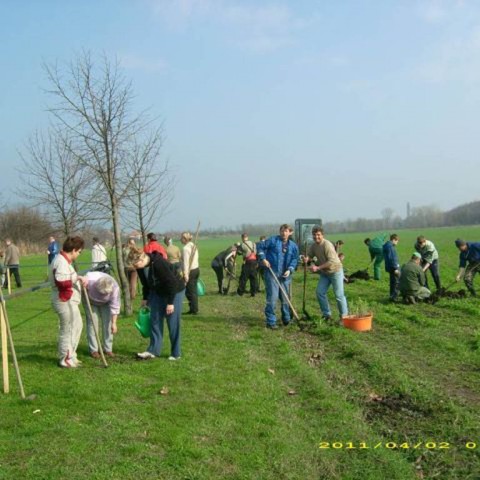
305, 227, 348, 322
455, 239, 480, 297
257, 224, 299, 329
364, 233, 387, 280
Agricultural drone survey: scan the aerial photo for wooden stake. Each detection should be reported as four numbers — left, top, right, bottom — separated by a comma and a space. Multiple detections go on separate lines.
0, 300, 9, 394
0, 296, 25, 399
7, 268, 11, 295
81, 284, 108, 368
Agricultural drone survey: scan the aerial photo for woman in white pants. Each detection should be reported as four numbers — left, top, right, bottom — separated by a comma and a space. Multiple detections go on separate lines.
49, 236, 86, 368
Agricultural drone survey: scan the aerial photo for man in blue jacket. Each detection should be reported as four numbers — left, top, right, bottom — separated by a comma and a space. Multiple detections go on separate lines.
47, 235, 60, 265
455, 239, 480, 297
383, 234, 400, 301
257, 224, 299, 329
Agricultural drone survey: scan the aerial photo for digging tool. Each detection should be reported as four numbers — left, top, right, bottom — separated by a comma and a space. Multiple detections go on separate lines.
81, 284, 108, 368
224, 256, 238, 294
0, 288, 25, 399
302, 242, 313, 320
363, 258, 375, 273
431, 262, 480, 304
266, 265, 300, 322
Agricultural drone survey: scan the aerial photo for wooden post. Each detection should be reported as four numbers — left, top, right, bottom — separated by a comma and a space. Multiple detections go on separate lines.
0, 300, 9, 394
6, 268, 11, 295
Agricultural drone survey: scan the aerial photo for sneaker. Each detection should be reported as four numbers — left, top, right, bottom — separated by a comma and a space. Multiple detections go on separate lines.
105, 351, 115, 358
282, 319, 291, 326
266, 324, 279, 330
322, 314, 333, 322
90, 351, 101, 359
136, 351, 156, 360
168, 356, 181, 361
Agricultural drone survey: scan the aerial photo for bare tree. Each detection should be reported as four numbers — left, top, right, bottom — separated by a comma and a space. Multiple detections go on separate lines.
43, 51, 164, 314
123, 131, 175, 245
381, 207, 395, 229
19, 129, 95, 236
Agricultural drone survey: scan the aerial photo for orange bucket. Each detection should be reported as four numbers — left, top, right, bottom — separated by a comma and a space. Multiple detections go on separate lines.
342, 314, 373, 332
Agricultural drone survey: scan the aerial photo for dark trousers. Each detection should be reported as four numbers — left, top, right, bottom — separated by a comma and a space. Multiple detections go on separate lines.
387, 269, 400, 299
465, 261, 480, 296
212, 265, 224, 293
238, 261, 258, 295
423, 259, 441, 290
4, 265, 22, 288
186, 268, 200, 313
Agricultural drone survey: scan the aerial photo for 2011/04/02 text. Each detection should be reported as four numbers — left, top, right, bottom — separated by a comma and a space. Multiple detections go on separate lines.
318, 442, 479, 450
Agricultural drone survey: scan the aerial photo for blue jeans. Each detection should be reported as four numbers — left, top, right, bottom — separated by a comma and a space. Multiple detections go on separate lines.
264, 270, 292, 326
316, 270, 348, 318
147, 289, 185, 358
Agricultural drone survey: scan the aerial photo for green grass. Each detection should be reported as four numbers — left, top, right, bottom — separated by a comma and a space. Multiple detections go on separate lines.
1, 226, 480, 479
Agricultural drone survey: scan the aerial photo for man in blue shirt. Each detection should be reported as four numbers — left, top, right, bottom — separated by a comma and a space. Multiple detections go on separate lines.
455, 239, 480, 297
47, 235, 60, 265
383, 234, 400, 301
257, 224, 299, 329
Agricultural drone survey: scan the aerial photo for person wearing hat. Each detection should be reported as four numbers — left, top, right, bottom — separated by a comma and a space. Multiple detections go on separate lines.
454, 239, 480, 297
399, 252, 431, 304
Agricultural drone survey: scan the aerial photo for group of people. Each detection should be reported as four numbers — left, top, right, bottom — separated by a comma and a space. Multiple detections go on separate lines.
212, 225, 348, 329
49, 231, 200, 368
6, 224, 480, 367
210, 233, 264, 297
367, 233, 480, 303
212, 225, 480, 328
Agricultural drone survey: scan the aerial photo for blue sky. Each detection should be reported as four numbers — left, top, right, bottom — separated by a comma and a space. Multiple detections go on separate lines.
1, 0, 479, 230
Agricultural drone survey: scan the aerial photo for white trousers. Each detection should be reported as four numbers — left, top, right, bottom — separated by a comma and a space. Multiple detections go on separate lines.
53, 299, 83, 364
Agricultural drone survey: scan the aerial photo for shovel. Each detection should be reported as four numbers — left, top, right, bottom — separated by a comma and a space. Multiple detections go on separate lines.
266, 265, 300, 322
81, 284, 108, 368
302, 245, 312, 320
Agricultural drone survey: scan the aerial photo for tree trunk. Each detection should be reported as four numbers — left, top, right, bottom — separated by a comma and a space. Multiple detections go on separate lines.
112, 202, 132, 315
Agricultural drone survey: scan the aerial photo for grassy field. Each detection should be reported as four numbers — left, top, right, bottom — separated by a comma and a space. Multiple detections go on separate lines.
0, 225, 479, 479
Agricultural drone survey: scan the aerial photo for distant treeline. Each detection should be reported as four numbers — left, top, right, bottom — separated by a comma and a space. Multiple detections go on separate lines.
198, 201, 480, 237
1, 201, 479, 251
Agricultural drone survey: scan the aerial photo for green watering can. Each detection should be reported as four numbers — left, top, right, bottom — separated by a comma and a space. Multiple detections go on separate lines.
135, 307, 151, 338
197, 278, 206, 296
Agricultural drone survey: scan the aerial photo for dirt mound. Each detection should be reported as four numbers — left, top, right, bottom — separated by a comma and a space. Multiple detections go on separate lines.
429, 288, 467, 304
346, 270, 370, 281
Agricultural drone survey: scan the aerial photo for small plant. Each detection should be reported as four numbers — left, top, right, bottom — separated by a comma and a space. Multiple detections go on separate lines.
348, 298, 373, 318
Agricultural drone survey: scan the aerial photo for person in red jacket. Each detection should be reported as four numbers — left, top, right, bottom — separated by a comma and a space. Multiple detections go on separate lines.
143, 233, 167, 258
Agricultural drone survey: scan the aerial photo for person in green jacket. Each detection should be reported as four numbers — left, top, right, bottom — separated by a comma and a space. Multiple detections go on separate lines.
364, 233, 387, 280
399, 253, 431, 304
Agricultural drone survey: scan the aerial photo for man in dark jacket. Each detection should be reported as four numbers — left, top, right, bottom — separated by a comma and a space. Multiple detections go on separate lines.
3, 239, 21, 288
383, 234, 400, 301
455, 239, 480, 296
399, 253, 431, 304
211, 246, 237, 294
